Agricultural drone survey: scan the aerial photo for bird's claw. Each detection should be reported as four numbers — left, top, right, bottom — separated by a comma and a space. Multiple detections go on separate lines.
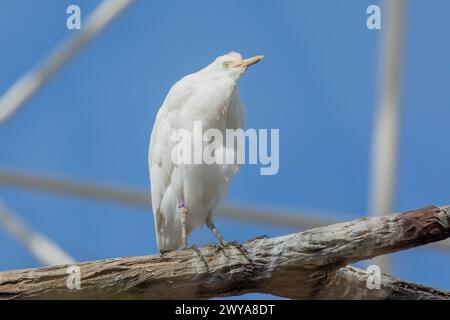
159, 249, 170, 261
185, 244, 209, 271
214, 242, 226, 252
214, 241, 251, 262
229, 241, 251, 261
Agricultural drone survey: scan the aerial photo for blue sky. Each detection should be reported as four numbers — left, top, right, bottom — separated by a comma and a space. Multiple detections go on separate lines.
1, 0, 450, 297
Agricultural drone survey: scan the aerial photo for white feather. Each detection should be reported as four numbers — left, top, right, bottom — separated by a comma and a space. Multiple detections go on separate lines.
149, 52, 250, 251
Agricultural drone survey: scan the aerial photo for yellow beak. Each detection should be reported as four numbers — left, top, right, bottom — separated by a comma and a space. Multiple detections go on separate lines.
229, 55, 264, 68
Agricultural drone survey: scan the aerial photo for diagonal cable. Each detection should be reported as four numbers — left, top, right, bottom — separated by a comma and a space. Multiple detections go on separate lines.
0, 169, 341, 228
368, 0, 406, 273
0, 0, 135, 125
0, 202, 76, 266
0, 168, 449, 251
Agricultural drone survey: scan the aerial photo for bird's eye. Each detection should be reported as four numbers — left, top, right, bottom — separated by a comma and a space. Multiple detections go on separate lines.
223, 61, 231, 69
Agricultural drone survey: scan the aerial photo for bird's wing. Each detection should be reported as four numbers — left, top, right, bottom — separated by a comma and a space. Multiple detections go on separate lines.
226, 87, 245, 130
149, 80, 193, 249
221, 87, 245, 176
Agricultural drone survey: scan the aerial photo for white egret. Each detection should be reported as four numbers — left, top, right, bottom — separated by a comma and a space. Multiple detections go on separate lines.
148, 52, 263, 252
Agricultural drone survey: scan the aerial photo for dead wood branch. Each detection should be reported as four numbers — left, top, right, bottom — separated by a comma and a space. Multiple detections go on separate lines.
0, 205, 449, 299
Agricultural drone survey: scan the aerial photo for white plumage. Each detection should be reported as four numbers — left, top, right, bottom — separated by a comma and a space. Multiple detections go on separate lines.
148, 52, 263, 252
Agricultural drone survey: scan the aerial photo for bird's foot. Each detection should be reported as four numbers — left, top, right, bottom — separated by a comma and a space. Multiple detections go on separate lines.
159, 249, 170, 261
229, 241, 251, 261
214, 242, 227, 254
215, 241, 251, 262
184, 244, 209, 271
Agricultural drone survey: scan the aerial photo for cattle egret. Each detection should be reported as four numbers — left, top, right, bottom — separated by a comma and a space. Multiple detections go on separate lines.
149, 52, 263, 252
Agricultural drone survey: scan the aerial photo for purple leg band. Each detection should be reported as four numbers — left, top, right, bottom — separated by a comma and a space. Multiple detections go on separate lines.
178, 199, 186, 208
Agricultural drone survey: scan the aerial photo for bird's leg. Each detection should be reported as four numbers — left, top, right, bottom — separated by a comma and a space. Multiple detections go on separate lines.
177, 200, 208, 269
205, 215, 227, 247
206, 214, 250, 261
178, 199, 188, 249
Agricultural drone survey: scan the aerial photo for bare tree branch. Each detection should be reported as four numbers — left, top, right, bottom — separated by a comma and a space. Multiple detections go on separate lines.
1, 205, 449, 300
321, 266, 450, 300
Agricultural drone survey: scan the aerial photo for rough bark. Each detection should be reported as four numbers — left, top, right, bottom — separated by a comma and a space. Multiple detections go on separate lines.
321, 266, 450, 300
0, 205, 449, 300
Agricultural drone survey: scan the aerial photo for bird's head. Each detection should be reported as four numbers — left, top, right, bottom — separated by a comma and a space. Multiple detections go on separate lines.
207, 52, 264, 81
